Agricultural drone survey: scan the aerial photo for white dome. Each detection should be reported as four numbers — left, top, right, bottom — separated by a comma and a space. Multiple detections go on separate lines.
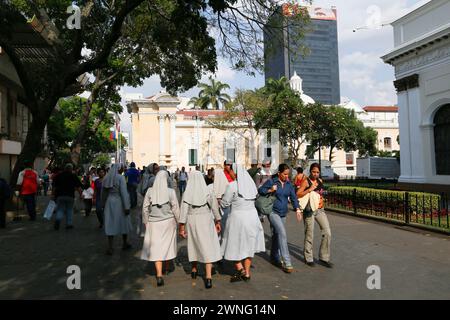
300, 93, 315, 104
340, 98, 364, 113
290, 71, 315, 104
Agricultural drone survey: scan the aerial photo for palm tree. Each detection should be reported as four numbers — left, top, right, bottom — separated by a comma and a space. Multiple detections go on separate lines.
190, 77, 231, 110
188, 96, 209, 110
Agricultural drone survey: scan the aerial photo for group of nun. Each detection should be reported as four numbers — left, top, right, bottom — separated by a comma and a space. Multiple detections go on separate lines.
139, 164, 265, 288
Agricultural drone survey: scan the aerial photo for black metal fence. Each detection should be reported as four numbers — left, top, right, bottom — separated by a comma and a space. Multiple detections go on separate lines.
325, 188, 450, 233
324, 178, 399, 190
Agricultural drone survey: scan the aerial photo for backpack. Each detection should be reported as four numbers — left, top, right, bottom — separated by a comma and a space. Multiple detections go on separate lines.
255, 178, 276, 216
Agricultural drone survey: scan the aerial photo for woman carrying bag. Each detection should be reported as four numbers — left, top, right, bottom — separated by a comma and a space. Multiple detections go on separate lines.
297, 163, 333, 268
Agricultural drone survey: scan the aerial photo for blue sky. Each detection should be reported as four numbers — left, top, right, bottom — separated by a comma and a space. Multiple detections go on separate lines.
119, 0, 429, 132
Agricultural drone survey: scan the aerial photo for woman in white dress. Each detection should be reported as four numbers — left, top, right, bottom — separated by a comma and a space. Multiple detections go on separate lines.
179, 171, 222, 289
102, 164, 132, 256
220, 164, 266, 282
140, 170, 180, 287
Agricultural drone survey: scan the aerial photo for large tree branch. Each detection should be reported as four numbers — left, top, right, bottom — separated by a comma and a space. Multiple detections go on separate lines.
71, 0, 145, 78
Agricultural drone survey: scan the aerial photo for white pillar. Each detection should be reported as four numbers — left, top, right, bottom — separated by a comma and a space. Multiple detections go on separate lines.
407, 88, 426, 183
158, 114, 165, 164
170, 114, 177, 168
397, 91, 412, 182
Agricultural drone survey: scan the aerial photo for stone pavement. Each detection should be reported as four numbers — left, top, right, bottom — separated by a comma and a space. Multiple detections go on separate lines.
0, 194, 449, 300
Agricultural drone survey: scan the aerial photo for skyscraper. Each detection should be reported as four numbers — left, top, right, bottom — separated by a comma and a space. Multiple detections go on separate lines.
264, 5, 341, 105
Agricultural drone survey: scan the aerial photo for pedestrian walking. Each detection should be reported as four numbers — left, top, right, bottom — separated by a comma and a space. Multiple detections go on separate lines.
178, 167, 188, 197
247, 159, 259, 180
297, 163, 333, 268
220, 164, 265, 282
52, 163, 83, 230
16, 161, 40, 221
254, 157, 272, 188
179, 171, 222, 289
294, 167, 306, 191
41, 169, 50, 196
204, 168, 214, 185
81, 180, 94, 217
94, 167, 106, 228
102, 164, 132, 255
141, 170, 180, 287
125, 162, 140, 209
259, 163, 302, 273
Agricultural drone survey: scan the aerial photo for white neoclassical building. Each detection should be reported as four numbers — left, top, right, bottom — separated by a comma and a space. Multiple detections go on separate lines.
126, 73, 400, 178
382, 0, 450, 191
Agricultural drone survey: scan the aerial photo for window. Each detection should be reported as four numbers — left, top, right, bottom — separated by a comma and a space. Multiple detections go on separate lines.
346, 153, 354, 165
226, 148, 235, 163
384, 137, 392, 150
264, 147, 272, 158
434, 104, 450, 175
188, 149, 197, 166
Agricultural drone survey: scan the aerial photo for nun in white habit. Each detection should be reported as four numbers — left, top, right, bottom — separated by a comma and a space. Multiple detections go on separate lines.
102, 164, 133, 255
220, 164, 266, 282
140, 170, 180, 287
179, 171, 222, 289
212, 169, 231, 239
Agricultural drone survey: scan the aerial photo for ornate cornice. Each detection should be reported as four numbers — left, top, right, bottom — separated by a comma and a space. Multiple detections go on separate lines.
395, 43, 450, 75
393, 74, 419, 92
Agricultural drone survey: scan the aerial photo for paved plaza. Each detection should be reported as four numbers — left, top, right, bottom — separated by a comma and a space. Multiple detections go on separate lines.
0, 195, 449, 300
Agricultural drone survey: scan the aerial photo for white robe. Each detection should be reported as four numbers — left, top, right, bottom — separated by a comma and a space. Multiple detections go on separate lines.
140, 188, 180, 262
220, 181, 266, 261
180, 185, 222, 263
103, 174, 132, 236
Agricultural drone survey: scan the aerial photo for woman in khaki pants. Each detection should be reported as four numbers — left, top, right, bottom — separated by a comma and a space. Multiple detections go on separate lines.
297, 163, 333, 268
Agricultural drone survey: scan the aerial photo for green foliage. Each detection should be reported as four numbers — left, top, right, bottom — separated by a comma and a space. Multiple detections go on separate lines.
254, 83, 312, 166
328, 186, 441, 214
305, 105, 378, 160
92, 154, 111, 168
189, 77, 231, 110
47, 96, 116, 167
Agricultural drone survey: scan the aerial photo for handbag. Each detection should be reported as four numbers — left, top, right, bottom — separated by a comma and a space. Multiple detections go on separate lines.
43, 200, 57, 220
255, 193, 276, 216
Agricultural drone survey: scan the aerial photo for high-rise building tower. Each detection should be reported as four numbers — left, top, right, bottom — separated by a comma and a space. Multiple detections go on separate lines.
264, 5, 341, 105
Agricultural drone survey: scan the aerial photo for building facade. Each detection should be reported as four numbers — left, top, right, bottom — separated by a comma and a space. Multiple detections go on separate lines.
127, 75, 399, 179
382, 0, 450, 191
264, 5, 341, 105
0, 50, 48, 181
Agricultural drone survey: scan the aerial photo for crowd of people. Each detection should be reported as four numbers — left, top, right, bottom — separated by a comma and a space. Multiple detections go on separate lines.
3, 158, 333, 290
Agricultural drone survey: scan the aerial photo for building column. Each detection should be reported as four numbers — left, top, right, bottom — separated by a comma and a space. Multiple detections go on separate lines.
406, 87, 426, 183
169, 114, 177, 169
158, 114, 165, 164
397, 91, 412, 182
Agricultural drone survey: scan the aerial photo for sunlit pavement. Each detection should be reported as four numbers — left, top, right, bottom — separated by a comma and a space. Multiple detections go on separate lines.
1, 193, 449, 300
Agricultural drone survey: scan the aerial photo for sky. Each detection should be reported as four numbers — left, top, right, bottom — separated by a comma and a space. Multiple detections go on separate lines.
118, 0, 430, 134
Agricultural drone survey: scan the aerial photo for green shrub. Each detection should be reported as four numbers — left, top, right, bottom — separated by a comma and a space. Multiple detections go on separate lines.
327, 186, 441, 214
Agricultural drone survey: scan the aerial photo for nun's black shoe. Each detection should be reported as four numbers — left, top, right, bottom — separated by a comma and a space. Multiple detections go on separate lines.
305, 261, 315, 267
122, 243, 132, 251
156, 277, 164, 287
205, 279, 212, 289
230, 269, 246, 283
191, 271, 198, 279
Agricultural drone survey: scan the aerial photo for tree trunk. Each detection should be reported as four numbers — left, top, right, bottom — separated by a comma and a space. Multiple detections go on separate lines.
10, 114, 48, 186
70, 74, 102, 166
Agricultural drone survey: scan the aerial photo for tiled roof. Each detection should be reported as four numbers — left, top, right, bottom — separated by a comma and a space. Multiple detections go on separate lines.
363, 106, 398, 112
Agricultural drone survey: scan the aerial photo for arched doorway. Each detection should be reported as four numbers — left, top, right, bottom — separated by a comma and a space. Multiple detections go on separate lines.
434, 104, 450, 175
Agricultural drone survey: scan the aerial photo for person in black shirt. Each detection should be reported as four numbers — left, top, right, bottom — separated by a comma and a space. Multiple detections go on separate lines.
52, 163, 82, 230
204, 168, 215, 185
